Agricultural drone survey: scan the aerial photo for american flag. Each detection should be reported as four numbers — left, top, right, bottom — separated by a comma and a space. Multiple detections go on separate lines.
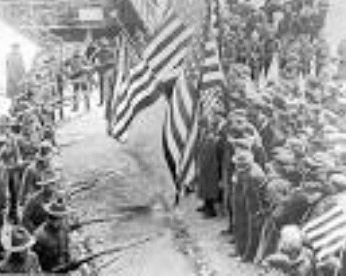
302, 195, 346, 261
111, 8, 193, 139
162, 69, 199, 197
199, 0, 226, 119
162, 0, 224, 201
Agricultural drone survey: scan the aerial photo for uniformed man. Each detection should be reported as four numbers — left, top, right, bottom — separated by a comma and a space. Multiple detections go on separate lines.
33, 197, 69, 273
232, 150, 266, 261
21, 174, 58, 233
0, 122, 28, 224
19, 140, 53, 205
0, 225, 42, 274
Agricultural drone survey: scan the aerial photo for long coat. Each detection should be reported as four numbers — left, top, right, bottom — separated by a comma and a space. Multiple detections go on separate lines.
197, 135, 220, 201
233, 163, 266, 261
6, 51, 25, 99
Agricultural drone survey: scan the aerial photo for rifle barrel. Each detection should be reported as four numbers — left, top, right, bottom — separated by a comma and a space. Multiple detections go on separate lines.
52, 232, 161, 273
69, 213, 132, 232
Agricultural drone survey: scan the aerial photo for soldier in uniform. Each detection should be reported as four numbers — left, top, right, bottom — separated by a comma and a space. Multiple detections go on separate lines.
21, 174, 58, 233
0, 225, 42, 274
232, 151, 266, 261
0, 120, 27, 224
19, 140, 53, 205
33, 197, 69, 273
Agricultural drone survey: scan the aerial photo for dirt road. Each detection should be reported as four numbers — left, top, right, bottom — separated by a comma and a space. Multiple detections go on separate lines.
54, 95, 269, 275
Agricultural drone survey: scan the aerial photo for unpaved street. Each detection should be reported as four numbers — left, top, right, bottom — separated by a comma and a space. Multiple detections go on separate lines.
54, 96, 270, 275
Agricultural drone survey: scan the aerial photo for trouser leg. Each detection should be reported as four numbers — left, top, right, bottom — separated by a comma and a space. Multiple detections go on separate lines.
72, 83, 79, 111
99, 74, 104, 106
8, 172, 18, 224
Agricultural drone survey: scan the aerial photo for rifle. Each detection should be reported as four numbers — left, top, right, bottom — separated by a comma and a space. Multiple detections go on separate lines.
67, 170, 115, 199
51, 232, 161, 274
69, 213, 133, 232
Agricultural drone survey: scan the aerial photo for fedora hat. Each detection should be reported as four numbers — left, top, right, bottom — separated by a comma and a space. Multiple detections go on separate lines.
44, 197, 68, 218
1, 225, 35, 253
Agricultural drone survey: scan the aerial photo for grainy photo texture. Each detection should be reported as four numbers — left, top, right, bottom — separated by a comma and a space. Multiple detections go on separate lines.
0, 0, 346, 275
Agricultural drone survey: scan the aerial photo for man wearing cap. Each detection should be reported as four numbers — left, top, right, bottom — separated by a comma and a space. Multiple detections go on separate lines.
228, 111, 267, 168
232, 150, 266, 261
33, 197, 69, 273
21, 174, 58, 234
19, 140, 54, 205
0, 225, 42, 274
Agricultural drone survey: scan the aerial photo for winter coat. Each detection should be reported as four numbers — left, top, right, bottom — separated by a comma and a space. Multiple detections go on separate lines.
197, 135, 220, 201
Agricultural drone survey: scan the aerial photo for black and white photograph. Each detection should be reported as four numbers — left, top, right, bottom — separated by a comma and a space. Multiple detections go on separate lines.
1, 0, 346, 275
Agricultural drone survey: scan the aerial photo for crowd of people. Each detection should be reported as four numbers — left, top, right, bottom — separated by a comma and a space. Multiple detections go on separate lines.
0, 88, 73, 274
194, 66, 346, 275
5, 26, 346, 276
0, 37, 118, 274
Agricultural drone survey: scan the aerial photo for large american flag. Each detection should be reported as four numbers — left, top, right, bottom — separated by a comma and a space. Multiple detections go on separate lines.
302, 194, 346, 261
162, 0, 225, 200
162, 69, 199, 197
111, 8, 193, 139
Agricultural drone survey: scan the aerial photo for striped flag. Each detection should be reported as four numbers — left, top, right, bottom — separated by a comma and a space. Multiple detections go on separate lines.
302, 199, 346, 261
162, 70, 199, 197
199, 39, 226, 119
199, 0, 226, 119
110, 36, 128, 139
111, 8, 193, 139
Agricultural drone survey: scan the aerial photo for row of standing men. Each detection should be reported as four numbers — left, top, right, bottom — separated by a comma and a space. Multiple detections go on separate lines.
195, 96, 346, 275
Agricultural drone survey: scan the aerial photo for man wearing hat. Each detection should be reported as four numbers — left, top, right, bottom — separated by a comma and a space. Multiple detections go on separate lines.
19, 140, 54, 205
33, 197, 69, 272
0, 125, 28, 224
0, 225, 42, 274
21, 173, 58, 233
232, 150, 266, 261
